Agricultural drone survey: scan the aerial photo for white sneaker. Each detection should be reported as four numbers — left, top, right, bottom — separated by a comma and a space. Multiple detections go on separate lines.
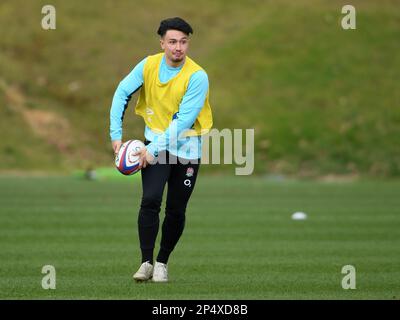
152, 262, 168, 282
133, 261, 153, 281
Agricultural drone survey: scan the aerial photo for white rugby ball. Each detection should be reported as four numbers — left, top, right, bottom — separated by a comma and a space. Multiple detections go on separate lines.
115, 139, 145, 175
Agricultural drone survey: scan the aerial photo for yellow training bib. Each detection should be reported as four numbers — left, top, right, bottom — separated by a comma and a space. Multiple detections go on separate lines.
135, 53, 213, 136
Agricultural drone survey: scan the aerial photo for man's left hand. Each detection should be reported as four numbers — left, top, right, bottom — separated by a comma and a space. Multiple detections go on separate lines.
134, 147, 155, 169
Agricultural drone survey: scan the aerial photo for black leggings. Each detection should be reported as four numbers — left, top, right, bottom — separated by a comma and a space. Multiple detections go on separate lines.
138, 147, 200, 264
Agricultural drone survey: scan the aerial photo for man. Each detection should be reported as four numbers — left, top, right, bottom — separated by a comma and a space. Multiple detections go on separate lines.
109, 17, 212, 282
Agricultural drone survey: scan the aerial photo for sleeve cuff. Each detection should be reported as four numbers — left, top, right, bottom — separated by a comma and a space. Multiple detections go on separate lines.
110, 132, 122, 141
146, 143, 158, 158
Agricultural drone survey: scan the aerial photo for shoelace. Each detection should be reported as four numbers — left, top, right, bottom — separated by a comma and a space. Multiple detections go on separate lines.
141, 263, 152, 272
157, 264, 167, 272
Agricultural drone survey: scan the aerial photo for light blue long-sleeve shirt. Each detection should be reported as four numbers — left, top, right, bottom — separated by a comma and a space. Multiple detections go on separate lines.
110, 54, 209, 159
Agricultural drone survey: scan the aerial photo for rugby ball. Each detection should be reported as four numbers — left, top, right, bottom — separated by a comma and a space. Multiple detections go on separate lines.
115, 140, 145, 175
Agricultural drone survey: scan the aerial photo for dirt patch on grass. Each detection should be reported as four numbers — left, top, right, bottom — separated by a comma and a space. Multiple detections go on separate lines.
1, 78, 72, 152
22, 109, 71, 152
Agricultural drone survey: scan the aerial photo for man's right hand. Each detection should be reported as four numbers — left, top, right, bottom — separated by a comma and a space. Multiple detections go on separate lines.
112, 140, 122, 155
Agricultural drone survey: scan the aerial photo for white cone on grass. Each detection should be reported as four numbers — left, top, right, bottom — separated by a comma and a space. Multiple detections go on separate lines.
292, 212, 307, 220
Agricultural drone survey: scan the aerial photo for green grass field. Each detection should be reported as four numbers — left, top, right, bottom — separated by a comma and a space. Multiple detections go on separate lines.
1, 175, 399, 299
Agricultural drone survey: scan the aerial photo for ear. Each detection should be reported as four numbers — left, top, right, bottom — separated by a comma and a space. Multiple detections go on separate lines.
160, 38, 165, 50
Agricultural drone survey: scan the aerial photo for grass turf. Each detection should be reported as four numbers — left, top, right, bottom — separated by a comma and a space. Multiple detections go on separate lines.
0, 175, 399, 299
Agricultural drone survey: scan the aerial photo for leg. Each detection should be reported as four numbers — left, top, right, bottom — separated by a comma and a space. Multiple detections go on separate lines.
156, 157, 200, 264
138, 157, 170, 264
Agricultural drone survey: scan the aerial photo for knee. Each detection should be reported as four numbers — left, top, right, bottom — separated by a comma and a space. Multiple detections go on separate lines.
139, 195, 162, 226
140, 195, 162, 212
165, 204, 186, 221
140, 194, 162, 211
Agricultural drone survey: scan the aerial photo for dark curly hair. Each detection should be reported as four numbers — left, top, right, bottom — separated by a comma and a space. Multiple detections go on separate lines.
157, 17, 193, 37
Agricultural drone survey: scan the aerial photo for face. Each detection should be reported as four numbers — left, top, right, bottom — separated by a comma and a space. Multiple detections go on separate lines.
160, 30, 190, 66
